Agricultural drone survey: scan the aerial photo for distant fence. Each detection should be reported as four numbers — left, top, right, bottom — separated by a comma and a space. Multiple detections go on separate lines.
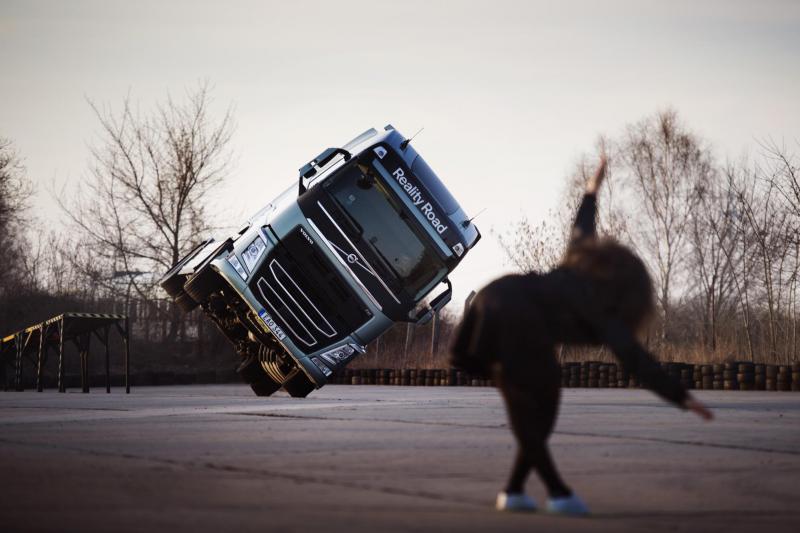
9, 294, 796, 379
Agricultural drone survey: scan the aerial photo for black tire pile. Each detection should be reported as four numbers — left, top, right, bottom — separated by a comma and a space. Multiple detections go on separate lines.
328, 368, 493, 387
329, 362, 800, 390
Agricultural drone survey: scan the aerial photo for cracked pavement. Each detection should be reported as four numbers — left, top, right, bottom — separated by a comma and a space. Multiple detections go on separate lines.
1, 385, 799, 532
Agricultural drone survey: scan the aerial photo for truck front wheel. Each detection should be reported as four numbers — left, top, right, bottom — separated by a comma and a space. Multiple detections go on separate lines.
282, 370, 316, 398
237, 355, 281, 397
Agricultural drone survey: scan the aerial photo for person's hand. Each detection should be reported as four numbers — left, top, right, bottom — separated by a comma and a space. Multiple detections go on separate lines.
586, 156, 608, 195
684, 395, 713, 421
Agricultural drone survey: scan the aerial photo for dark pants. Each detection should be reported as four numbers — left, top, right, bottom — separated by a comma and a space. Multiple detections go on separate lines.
452, 193, 600, 498
494, 349, 572, 498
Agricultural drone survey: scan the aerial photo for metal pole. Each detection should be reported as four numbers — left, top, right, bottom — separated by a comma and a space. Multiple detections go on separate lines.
123, 316, 130, 394
105, 326, 111, 393
430, 311, 441, 361
15, 333, 22, 391
0, 340, 6, 391
58, 317, 65, 393
197, 310, 203, 358
80, 333, 89, 393
403, 323, 414, 367
37, 326, 44, 392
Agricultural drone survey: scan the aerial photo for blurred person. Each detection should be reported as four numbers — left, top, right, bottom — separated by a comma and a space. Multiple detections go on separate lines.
450, 156, 713, 516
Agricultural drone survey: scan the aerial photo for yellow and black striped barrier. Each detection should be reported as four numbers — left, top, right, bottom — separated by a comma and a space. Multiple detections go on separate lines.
1, 313, 130, 393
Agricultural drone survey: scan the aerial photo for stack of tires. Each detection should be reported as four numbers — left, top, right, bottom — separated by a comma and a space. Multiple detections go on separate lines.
698, 366, 708, 389
754, 364, 766, 390
777, 366, 791, 391
616, 366, 629, 388
606, 364, 618, 388
588, 363, 600, 388
451, 368, 460, 386
569, 364, 581, 388
598, 364, 610, 388
692, 365, 702, 389
765, 365, 778, 391
711, 364, 724, 390
723, 362, 739, 390
680, 366, 693, 389
738, 363, 755, 391
793, 363, 800, 392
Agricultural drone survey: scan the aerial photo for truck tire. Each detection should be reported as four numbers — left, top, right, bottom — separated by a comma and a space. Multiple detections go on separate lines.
250, 378, 281, 397
175, 291, 199, 313
282, 371, 316, 398
184, 239, 232, 304
237, 356, 281, 397
161, 270, 187, 298
185, 265, 223, 304
161, 239, 214, 297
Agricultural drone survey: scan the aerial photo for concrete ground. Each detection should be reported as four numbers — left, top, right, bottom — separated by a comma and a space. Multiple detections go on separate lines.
0, 385, 798, 533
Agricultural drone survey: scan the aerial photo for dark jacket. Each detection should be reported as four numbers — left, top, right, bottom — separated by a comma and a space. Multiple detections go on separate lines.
450, 268, 687, 407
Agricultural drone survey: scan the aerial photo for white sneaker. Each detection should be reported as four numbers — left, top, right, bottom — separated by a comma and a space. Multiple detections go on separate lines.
546, 494, 590, 516
496, 491, 537, 512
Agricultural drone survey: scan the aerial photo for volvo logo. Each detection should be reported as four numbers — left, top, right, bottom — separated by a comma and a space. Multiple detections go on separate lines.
346, 253, 358, 264
300, 227, 314, 245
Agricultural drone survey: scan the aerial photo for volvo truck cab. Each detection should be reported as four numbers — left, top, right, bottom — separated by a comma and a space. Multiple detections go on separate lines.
161, 125, 480, 397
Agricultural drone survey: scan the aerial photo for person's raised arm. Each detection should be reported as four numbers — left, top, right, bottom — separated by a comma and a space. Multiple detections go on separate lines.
585, 155, 607, 195
569, 157, 607, 245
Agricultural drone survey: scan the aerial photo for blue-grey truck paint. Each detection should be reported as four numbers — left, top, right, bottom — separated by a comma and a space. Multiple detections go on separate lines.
171, 125, 479, 391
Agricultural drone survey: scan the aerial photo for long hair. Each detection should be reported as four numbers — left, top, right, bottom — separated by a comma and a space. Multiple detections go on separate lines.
560, 238, 655, 332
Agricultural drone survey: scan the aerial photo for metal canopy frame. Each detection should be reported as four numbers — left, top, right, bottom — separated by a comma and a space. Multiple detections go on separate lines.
0, 313, 130, 393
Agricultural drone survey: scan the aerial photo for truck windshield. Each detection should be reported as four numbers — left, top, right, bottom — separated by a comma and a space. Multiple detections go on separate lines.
326, 166, 446, 301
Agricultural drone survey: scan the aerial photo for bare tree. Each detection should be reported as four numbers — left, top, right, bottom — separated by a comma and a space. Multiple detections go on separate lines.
60, 84, 234, 331
498, 141, 620, 274
558, 138, 628, 240
497, 213, 564, 273
689, 171, 738, 355
762, 140, 800, 223
730, 162, 793, 362
496, 110, 799, 365
0, 137, 34, 297
765, 142, 800, 361
618, 109, 713, 343
739, 142, 800, 363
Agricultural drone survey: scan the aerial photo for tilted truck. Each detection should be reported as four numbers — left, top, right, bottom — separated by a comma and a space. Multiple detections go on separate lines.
160, 125, 480, 397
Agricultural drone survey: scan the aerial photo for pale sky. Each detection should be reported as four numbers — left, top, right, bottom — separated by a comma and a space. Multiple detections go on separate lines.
2, 0, 799, 305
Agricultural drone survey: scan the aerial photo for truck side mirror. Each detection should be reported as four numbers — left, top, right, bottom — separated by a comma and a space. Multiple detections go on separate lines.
411, 308, 434, 326
409, 278, 452, 325
429, 278, 452, 313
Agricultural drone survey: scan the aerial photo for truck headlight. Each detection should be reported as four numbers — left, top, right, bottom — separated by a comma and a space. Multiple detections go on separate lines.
227, 254, 248, 280
242, 235, 267, 271
318, 343, 360, 366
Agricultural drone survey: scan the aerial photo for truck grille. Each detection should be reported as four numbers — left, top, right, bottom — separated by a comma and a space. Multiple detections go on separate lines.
256, 259, 336, 347
251, 226, 370, 352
